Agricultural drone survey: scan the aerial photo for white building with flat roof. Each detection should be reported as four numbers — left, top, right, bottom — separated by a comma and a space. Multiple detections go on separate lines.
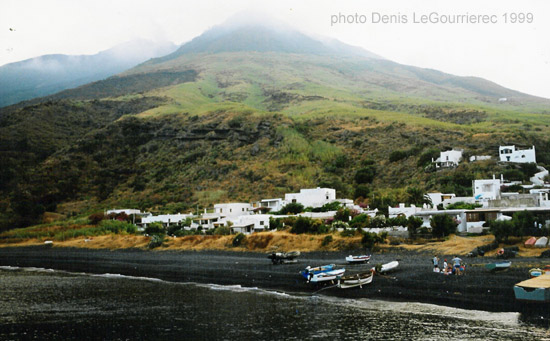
259, 198, 285, 212
389, 204, 422, 218
433, 149, 463, 168
229, 214, 271, 234
473, 177, 501, 201
141, 213, 193, 228
499, 145, 536, 163
214, 203, 252, 217
284, 187, 336, 208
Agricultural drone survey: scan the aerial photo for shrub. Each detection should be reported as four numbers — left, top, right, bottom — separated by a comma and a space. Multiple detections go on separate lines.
213, 226, 231, 235
148, 234, 165, 249
354, 184, 371, 199
269, 217, 284, 230
340, 229, 357, 237
489, 220, 515, 243
430, 214, 457, 238
407, 216, 423, 239
354, 166, 376, 184
350, 214, 369, 229
280, 202, 304, 215
145, 222, 165, 235
361, 232, 383, 249
99, 219, 138, 234
334, 208, 352, 222
233, 233, 246, 247
88, 212, 106, 225
310, 201, 341, 212
446, 202, 482, 210
389, 150, 408, 162
322, 235, 333, 246
290, 216, 314, 234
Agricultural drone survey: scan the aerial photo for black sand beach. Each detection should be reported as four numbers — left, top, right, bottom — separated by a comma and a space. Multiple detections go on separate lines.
0, 246, 544, 313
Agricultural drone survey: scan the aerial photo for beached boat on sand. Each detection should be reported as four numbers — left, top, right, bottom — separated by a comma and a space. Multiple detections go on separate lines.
300, 264, 335, 280
345, 255, 371, 263
514, 275, 550, 303
485, 260, 511, 271
308, 268, 346, 283
374, 261, 399, 274
337, 271, 374, 289
267, 251, 301, 264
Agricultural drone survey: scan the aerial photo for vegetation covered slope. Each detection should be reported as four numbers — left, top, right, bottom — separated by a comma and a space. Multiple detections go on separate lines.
0, 23, 549, 231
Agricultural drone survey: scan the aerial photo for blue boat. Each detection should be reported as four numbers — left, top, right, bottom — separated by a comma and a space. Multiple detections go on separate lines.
300, 264, 335, 280
514, 276, 550, 303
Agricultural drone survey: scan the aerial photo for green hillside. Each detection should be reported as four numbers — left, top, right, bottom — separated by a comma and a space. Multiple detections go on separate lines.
0, 23, 549, 231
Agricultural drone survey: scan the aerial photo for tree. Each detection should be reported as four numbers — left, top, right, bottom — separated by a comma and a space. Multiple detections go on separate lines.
145, 222, 165, 235
354, 166, 376, 184
430, 214, 457, 238
489, 220, 514, 243
280, 202, 304, 215
407, 216, 423, 239
334, 208, 352, 222
354, 184, 370, 200
406, 186, 425, 206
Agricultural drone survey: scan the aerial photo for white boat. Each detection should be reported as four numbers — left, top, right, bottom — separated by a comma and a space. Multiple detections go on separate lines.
535, 237, 548, 248
337, 271, 374, 289
374, 261, 399, 274
308, 268, 345, 283
345, 255, 371, 263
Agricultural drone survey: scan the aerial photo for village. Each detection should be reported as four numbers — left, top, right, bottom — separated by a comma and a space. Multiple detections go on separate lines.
107, 144, 550, 240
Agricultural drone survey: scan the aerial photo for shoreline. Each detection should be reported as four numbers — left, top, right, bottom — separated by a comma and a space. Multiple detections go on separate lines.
0, 246, 545, 313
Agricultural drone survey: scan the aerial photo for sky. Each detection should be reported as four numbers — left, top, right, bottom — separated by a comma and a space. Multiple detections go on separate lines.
1, 0, 549, 98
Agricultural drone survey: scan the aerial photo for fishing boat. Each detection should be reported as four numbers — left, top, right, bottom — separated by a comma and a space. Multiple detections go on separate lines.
374, 261, 399, 274
267, 251, 301, 264
485, 260, 511, 271
300, 264, 335, 280
529, 268, 543, 277
308, 268, 346, 283
514, 275, 550, 303
345, 255, 371, 263
337, 271, 374, 289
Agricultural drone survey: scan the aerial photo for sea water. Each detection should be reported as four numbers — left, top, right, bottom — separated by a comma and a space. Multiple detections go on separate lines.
0, 267, 548, 340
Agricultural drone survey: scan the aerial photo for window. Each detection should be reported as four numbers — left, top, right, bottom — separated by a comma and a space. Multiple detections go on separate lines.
292, 199, 296, 203
260, 221, 264, 225
242, 208, 245, 211
230, 209, 232, 213
326, 196, 329, 200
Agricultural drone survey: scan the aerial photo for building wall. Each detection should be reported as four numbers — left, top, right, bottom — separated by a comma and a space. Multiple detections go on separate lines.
499, 145, 536, 163
284, 188, 336, 208
214, 203, 252, 217
473, 179, 501, 200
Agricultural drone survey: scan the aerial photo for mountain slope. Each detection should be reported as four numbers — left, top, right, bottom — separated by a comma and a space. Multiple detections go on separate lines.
0, 39, 177, 107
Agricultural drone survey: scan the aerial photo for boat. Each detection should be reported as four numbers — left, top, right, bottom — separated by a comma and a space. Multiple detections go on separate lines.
529, 268, 543, 277
524, 237, 537, 248
300, 264, 335, 280
267, 251, 301, 264
485, 260, 511, 271
535, 237, 548, 248
514, 275, 550, 303
345, 255, 371, 263
308, 268, 346, 283
374, 261, 399, 274
337, 271, 374, 289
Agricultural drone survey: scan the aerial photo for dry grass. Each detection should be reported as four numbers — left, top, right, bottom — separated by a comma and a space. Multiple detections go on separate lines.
2, 231, 549, 258
393, 234, 495, 255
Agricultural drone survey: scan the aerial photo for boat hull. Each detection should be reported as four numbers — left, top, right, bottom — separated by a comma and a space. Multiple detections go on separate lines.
346, 255, 371, 263
308, 269, 345, 283
514, 286, 550, 302
338, 273, 373, 289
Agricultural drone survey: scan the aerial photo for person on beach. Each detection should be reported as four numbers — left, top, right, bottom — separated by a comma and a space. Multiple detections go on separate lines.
452, 256, 462, 275
433, 255, 439, 272
442, 259, 448, 274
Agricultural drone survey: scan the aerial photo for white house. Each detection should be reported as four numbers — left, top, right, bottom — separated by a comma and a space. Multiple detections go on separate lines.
106, 209, 145, 216
229, 214, 271, 234
284, 187, 336, 208
141, 213, 193, 228
433, 149, 463, 168
259, 198, 285, 212
388, 204, 422, 218
426, 193, 456, 208
499, 145, 536, 163
192, 213, 222, 230
473, 176, 501, 201
214, 203, 252, 217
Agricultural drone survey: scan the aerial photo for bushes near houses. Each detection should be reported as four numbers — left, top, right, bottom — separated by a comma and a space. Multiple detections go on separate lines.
361, 232, 384, 249
279, 202, 304, 215
490, 210, 549, 243
322, 235, 333, 246
88, 212, 106, 225
213, 226, 231, 235
100, 219, 138, 234
430, 214, 457, 238
289, 217, 329, 234
145, 222, 165, 235
148, 234, 165, 249
232, 233, 246, 247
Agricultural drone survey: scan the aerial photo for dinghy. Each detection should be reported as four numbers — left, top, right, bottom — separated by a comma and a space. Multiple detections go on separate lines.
337, 271, 374, 289
308, 268, 346, 283
485, 260, 511, 271
345, 255, 371, 263
300, 264, 335, 280
268, 251, 301, 264
374, 261, 399, 274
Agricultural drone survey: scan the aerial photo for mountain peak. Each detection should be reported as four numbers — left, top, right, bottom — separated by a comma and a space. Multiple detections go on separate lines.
153, 13, 382, 63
